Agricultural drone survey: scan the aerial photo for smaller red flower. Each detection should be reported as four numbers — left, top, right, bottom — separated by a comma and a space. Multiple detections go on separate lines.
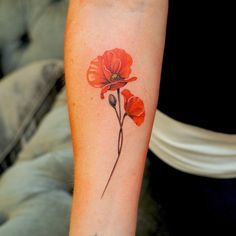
121, 89, 145, 126
87, 48, 137, 99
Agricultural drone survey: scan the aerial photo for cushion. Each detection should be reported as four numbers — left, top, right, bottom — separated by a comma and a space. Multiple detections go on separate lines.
0, 150, 73, 236
0, 59, 64, 172
0, 0, 68, 75
18, 90, 71, 162
0, 88, 73, 236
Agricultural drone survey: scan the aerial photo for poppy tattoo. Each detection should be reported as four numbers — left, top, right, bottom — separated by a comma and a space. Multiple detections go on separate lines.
87, 48, 145, 198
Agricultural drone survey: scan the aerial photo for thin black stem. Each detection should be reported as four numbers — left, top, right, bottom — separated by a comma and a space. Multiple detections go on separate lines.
101, 90, 126, 198
114, 107, 121, 125
101, 116, 126, 198
101, 143, 121, 198
118, 114, 127, 154
117, 89, 121, 120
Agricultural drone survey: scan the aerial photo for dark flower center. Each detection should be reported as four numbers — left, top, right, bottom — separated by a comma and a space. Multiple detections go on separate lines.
110, 73, 120, 81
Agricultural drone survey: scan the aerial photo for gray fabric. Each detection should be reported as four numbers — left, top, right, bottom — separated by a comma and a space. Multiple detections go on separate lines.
18, 91, 71, 162
0, 88, 73, 236
0, 192, 71, 236
0, 0, 68, 75
0, 59, 64, 166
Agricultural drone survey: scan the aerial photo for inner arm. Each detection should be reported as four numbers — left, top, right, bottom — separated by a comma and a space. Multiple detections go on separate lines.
64, 1, 168, 235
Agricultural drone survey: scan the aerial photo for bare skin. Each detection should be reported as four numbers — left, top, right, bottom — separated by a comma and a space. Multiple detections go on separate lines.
64, 0, 168, 235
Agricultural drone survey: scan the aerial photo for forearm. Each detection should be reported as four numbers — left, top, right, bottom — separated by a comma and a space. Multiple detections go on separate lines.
65, 1, 168, 235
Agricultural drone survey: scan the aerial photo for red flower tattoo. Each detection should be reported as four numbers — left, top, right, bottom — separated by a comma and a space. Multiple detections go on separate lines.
122, 89, 145, 126
87, 48, 137, 99
87, 48, 145, 198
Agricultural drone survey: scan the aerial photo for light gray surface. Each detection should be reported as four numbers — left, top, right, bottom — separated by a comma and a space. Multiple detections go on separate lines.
0, 1, 73, 235
0, 0, 68, 75
0, 86, 73, 236
0, 59, 64, 165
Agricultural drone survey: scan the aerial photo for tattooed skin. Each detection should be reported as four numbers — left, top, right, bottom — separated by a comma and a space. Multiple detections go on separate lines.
87, 48, 145, 198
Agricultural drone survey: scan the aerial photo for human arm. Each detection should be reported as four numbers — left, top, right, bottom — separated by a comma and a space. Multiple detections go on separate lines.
64, 0, 168, 235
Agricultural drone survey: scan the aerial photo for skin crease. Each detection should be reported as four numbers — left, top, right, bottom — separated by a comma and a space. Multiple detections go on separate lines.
64, 0, 168, 235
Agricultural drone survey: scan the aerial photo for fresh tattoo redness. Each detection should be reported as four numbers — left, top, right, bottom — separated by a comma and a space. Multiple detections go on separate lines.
87, 48, 145, 198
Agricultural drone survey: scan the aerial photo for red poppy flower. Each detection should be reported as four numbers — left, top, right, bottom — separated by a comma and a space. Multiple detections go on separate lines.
87, 48, 137, 99
121, 89, 145, 126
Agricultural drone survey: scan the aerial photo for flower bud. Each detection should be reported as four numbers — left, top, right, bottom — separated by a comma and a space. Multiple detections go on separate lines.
108, 94, 117, 108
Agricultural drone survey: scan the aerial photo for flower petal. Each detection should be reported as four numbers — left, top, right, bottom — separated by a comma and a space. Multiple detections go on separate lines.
87, 56, 109, 88
109, 81, 127, 91
101, 81, 127, 99
118, 50, 133, 78
103, 48, 133, 79
103, 49, 122, 75
121, 89, 133, 108
102, 63, 112, 80
100, 84, 111, 99
126, 97, 145, 116
132, 111, 145, 126
121, 89, 145, 126
123, 77, 138, 83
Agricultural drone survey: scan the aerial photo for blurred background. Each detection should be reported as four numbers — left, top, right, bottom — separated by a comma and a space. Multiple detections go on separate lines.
0, 0, 168, 235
